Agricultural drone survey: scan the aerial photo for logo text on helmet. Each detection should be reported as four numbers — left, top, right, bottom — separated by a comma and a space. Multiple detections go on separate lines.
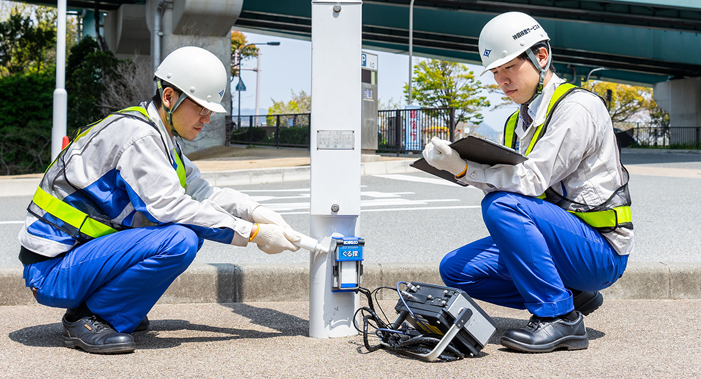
483, 49, 492, 58
512, 24, 541, 40
218, 89, 224, 98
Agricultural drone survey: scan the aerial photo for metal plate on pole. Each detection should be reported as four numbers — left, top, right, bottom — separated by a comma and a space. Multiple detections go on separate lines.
317, 130, 355, 150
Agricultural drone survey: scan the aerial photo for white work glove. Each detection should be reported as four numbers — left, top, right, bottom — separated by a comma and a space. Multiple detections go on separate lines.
251, 223, 300, 255
251, 205, 290, 228
422, 136, 468, 177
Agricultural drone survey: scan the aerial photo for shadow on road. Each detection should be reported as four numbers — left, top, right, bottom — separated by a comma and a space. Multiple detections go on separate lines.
218, 302, 309, 337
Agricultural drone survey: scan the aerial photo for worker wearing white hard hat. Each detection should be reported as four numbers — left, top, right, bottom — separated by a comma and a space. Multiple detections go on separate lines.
18, 46, 303, 354
422, 12, 634, 353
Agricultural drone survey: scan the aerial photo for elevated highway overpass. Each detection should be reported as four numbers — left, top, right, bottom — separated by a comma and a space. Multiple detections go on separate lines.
25, 0, 701, 148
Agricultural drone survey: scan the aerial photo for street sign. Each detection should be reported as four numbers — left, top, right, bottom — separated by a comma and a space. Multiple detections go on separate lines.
361, 52, 378, 71
236, 78, 246, 91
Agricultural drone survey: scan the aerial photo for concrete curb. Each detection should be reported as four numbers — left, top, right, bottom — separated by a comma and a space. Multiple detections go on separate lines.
0, 160, 417, 197
2, 262, 700, 307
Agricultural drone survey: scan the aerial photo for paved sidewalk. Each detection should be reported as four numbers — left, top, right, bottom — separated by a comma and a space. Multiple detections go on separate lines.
1, 299, 700, 378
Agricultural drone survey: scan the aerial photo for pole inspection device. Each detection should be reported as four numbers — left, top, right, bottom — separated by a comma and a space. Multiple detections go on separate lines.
309, 0, 363, 339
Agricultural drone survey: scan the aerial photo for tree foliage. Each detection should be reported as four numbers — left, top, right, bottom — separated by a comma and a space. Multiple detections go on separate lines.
268, 89, 311, 115
65, 37, 122, 130
0, 9, 56, 76
0, 72, 54, 175
231, 29, 258, 77
404, 59, 490, 125
589, 81, 651, 124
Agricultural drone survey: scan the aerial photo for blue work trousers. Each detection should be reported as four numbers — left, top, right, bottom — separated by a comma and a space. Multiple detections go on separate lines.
440, 192, 628, 318
23, 224, 202, 333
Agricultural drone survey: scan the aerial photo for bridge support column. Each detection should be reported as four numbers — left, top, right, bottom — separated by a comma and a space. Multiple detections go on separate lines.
654, 78, 701, 146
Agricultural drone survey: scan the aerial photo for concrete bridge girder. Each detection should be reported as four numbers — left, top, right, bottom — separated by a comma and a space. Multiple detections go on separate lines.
104, 0, 244, 154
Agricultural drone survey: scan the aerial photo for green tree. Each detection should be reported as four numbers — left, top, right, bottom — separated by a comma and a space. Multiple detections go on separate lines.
265, 90, 311, 140
404, 59, 490, 126
268, 89, 311, 115
0, 71, 54, 175
0, 10, 56, 76
65, 37, 122, 131
231, 29, 258, 77
649, 104, 670, 128
589, 81, 652, 124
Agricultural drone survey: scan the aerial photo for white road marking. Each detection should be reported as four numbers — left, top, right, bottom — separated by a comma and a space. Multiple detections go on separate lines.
373, 174, 480, 189
278, 205, 481, 215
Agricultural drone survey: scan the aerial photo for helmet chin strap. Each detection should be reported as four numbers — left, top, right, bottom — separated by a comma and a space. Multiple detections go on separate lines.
157, 79, 188, 137
524, 46, 552, 104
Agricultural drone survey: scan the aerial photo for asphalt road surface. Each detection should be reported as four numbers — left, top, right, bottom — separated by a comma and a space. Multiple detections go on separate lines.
1, 150, 699, 267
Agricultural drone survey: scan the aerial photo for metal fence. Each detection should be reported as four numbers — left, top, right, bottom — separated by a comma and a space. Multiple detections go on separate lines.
624, 126, 701, 149
229, 108, 462, 154
377, 108, 457, 154
227, 113, 311, 148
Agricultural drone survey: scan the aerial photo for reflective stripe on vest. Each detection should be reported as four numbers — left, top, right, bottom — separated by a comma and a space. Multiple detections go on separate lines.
173, 149, 187, 188
503, 83, 632, 230
120, 106, 186, 188
503, 83, 578, 156
30, 105, 184, 242
568, 206, 632, 229
32, 186, 118, 239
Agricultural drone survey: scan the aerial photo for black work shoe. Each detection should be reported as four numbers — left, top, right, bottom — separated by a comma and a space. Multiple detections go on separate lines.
500, 313, 588, 353
133, 316, 150, 333
573, 291, 604, 316
62, 314, 135, 354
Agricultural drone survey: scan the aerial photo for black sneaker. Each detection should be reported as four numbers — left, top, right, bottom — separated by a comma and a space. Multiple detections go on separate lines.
500, 312, 589, 353
62, 314, 135, 354
573, 291, 604, 316
133, 316, 150, 333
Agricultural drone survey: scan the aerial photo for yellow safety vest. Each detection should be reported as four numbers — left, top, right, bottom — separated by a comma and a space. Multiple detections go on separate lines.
29, 106, 187, 241
503, 84, 633, 231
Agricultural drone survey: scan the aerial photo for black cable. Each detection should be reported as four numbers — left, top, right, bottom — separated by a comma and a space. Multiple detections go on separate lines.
357, 283, 466, 362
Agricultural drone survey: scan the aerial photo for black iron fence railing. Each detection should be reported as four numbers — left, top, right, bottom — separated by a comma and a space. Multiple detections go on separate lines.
377, 108, 457, 155
226, 112, 701, 152
622, 126, 701, 149
228, 113, 311, 148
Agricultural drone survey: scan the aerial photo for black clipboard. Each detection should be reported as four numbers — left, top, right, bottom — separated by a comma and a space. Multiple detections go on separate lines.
410, 135, 527, 186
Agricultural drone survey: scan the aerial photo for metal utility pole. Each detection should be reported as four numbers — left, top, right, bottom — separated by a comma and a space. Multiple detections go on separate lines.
309, 0, 362, 339
586, 67, 606, 90
255, 50, 261, 125
407, 0, 415, 106
51, 0, 68, 160
233, 42, 279, 132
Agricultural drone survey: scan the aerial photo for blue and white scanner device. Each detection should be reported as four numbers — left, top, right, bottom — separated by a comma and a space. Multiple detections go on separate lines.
331, 236, 364, 291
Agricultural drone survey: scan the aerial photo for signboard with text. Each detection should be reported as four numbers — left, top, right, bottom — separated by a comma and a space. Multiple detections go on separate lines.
404, 105, 421, 151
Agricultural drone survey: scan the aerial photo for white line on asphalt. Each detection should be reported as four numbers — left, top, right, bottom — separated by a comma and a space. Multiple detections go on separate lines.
373, 174, 481, 189
239, 188, 310, 193
262, 198, 461, 212
278, 205, 481, 215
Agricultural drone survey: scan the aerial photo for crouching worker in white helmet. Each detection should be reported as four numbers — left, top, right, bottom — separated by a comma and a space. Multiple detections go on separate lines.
423, 12, 633, 353
17, 46, 302, 354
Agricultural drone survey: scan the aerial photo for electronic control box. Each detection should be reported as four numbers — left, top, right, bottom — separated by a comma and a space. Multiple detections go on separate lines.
331, 236, 364, 292
393, 282, 497, 357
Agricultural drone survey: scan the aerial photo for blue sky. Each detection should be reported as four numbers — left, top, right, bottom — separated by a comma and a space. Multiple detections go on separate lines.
233, 31, 518, 131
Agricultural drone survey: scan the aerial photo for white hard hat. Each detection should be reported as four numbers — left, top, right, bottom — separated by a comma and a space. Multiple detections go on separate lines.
155, 46, 227, 114
478, 12, 550, 76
